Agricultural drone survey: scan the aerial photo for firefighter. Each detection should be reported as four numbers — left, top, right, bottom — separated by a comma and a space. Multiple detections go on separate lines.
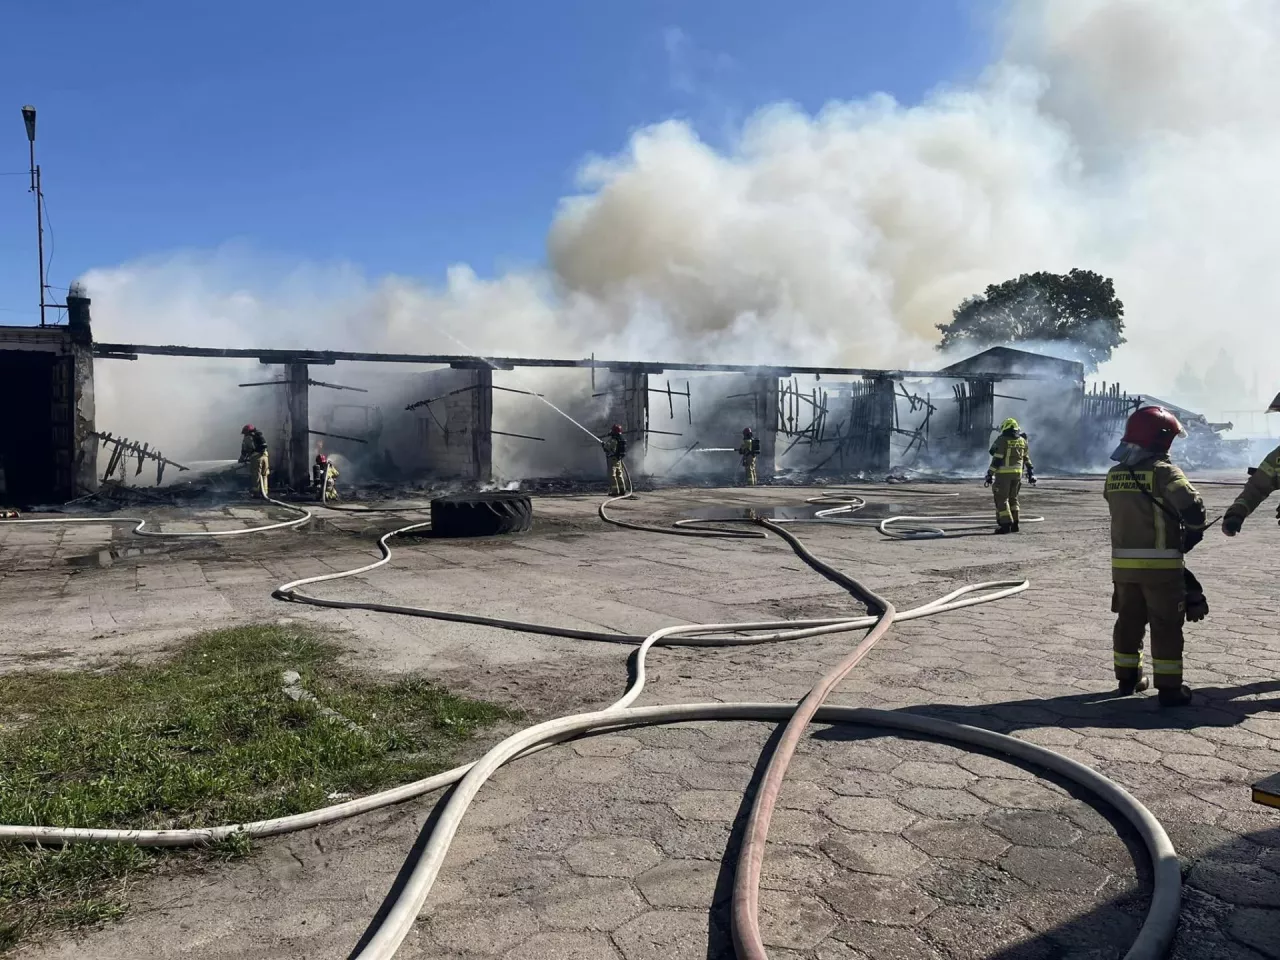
1222, 392, 1280, 537
601, 424, 627, 496
738, 427, 761, 486
984, 418, 1035, 532
238, 424, 269, 498
312, 454, 339, 503
1105, 406, 1206, 707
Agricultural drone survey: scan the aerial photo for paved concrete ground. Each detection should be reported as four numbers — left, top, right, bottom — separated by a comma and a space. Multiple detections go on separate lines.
2, 479, 1279, 959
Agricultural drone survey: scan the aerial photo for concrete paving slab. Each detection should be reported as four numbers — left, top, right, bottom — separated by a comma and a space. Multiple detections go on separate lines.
1, 481, 1278, 959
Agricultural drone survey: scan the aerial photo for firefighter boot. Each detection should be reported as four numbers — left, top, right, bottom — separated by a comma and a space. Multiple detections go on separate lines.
1158, 684, 1193, 708
1011, 521, 1021, 533
1117, 675, 1150, 696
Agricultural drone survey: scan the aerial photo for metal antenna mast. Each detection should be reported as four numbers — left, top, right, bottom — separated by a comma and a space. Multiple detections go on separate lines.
21, 105, 47, 327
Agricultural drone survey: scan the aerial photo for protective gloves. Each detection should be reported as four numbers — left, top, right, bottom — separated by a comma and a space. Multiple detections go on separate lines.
1184, 568, 1209, 622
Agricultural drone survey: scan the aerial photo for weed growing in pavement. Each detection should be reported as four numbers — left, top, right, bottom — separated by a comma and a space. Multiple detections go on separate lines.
0, 624, 510, 952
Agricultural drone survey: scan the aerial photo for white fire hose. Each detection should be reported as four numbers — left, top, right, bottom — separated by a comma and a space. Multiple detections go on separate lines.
0, 478, 1179, 960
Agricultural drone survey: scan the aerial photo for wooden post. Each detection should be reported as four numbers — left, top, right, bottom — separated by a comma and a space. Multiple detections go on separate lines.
283, 363, 310, 490
473, 368, 493, 482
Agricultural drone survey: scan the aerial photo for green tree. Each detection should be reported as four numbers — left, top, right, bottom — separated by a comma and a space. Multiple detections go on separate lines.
936, 268, 1126, 371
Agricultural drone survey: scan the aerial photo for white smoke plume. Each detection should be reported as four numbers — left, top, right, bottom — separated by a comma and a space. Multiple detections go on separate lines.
83, 0, 1280, 461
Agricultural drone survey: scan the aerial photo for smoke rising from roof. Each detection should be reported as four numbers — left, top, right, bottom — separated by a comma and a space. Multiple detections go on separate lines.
84, 0, 1280, 458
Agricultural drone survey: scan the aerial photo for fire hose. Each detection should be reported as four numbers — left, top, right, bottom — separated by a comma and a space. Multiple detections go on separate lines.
0, 480, 1180, 960
0, 494, 312, 538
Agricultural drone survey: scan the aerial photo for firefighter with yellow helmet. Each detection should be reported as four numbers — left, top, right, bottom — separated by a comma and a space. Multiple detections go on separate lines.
984, 418, 1035, 533
1221, 392, 1280, 538
1105, 406, 1207, 707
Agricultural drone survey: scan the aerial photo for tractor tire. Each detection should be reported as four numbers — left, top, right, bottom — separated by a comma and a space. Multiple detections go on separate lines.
430, 491, 533, 538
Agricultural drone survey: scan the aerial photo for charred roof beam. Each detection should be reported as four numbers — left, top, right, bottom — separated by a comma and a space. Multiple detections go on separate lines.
91, 342, 1068, 381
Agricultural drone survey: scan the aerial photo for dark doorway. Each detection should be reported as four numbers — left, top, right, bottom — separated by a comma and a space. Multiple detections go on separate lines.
0, 350, 55, 503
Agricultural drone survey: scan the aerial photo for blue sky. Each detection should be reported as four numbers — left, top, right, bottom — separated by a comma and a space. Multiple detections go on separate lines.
0, 0, 992, 325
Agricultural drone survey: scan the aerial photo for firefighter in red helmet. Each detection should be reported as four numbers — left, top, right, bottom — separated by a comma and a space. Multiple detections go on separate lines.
601, 424, 627, 496
312, 454, 339, 503
738, 427, 761, 486
1104, 406, 1207, 707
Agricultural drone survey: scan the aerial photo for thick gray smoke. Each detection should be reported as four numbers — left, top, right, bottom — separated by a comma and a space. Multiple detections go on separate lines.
83, 0, 1280, 462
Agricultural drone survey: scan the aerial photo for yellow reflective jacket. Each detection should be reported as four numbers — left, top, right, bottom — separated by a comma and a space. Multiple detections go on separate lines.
240, 431, 267, 461
1103, 456, 1203, 582
1226, 446, 1280, 521
989, 433, 1032, 475
602, 436, 625, 461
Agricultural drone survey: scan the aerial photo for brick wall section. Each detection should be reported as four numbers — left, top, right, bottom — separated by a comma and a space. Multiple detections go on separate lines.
66, 294, 98, 496
71, 344, 96, 494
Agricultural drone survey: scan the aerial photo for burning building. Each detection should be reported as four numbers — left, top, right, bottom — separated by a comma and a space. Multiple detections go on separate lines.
2, 305, 1245, 508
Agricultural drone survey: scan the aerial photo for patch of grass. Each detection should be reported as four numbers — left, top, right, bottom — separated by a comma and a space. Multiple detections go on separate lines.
0, 625, 510, 951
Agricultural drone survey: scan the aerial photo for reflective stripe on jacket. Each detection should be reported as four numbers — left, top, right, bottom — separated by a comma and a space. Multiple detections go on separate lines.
1103, 458, 1202, 581
1226, 445, 1280, 520
989, 433, 1031, 475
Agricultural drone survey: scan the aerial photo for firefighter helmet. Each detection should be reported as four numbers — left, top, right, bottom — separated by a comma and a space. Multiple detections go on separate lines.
743, 427, 753, 437
1120, 406, 1185, 453
242, 424, 255, 434
610, 424, 623, 435
315, 454, 327, 465
1000, 418, 1020, 434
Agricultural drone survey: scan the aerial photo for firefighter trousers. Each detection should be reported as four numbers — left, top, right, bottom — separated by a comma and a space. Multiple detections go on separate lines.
742, 455, 757, 486
1112, 579, 1185, 690
249, 453, 269, 498
992, 472, 1021, 528
609, 458, 626, 496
